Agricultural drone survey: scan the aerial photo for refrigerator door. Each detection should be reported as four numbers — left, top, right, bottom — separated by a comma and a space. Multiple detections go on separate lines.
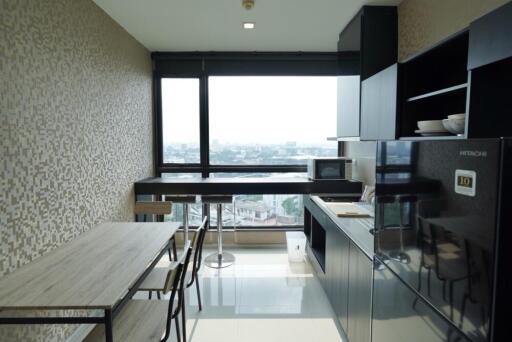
374, 139, 501, 342
373, 259, 471, 342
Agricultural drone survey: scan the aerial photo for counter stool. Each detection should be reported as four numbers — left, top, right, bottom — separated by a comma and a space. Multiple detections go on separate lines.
165, 195, 197, 243
374, 195, 395, 269
388, 195, 417, 264
202, 195, 235, 268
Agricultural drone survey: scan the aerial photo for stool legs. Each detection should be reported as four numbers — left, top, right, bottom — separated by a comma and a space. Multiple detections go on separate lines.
205, 203, 235, 268
389, 201, 411, 264
217, 204, 223, 255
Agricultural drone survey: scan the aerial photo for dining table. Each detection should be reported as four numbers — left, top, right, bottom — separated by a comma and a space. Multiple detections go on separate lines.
0, 222, 179, 342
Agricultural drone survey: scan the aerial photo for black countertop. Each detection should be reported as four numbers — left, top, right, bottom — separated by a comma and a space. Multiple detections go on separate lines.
134, 177, 363, 195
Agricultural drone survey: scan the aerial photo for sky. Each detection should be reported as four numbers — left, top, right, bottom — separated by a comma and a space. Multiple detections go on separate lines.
161, 76, 339, 146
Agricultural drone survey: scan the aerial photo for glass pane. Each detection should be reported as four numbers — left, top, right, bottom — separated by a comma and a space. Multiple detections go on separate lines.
161, 78, 200, 164
208, 76, 337, 165
209, 173, 305, 227
164, 202, 204, 226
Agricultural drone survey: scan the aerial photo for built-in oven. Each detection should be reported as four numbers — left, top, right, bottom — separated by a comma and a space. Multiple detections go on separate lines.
373, 139, 509, 342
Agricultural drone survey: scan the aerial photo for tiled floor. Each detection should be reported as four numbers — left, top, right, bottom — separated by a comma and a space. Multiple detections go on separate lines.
136, 246, 344, 342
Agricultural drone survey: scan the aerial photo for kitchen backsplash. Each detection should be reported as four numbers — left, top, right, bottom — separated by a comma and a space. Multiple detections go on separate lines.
344, 141, 376, 187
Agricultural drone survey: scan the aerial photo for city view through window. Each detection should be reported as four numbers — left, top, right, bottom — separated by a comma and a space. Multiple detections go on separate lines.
161, 76, 338, 227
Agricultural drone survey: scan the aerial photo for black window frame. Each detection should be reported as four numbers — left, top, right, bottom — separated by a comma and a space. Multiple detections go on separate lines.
152, 52, 359, 177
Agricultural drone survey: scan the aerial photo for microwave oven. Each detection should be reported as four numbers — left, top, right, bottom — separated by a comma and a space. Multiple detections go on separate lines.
307, 157, 353, 180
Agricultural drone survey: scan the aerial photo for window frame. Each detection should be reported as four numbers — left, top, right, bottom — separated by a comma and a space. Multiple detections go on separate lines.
153, 52, 358, 177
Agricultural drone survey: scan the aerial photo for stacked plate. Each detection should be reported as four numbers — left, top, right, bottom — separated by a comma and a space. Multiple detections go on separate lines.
415, 120, 449, 136
442, 113, 466, 134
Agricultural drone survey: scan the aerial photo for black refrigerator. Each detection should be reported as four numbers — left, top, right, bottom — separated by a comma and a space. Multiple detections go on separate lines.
372, 138, 512, 342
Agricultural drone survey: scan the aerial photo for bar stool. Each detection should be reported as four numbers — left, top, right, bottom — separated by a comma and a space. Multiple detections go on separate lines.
374, 195, 395, 269
388, 195, 416, 264
202, 195, 235, 268
165, 195, 197, 243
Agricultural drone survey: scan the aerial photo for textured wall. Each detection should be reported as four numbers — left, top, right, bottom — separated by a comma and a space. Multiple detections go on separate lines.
0, 0, 153, 340
398, 0, 510, 60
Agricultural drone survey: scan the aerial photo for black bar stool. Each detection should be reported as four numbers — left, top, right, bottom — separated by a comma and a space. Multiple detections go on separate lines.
165, 195, 197, 243
374, 195, 395, 268
388, 195, 416, 264
202, 195, 235, 268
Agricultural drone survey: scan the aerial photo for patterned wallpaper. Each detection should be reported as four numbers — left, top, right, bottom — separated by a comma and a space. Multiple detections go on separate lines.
398, 0, 510, 60
0, 0, 153, 340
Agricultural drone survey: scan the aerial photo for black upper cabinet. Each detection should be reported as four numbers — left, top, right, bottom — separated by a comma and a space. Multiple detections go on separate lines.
360, 64, 399, 140
338, 6, 398, 81
468, 1, 512, 70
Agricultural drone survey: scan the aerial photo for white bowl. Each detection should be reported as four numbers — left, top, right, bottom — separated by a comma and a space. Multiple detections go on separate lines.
442, 118, 465, 134
417, 120, 445, 131
447, 113, 466, 120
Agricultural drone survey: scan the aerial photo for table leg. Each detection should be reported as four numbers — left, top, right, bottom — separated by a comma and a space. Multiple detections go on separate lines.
105, 309, 113, 342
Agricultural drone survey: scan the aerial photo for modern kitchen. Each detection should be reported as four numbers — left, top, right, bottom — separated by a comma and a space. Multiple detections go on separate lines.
1, 0, 512, 342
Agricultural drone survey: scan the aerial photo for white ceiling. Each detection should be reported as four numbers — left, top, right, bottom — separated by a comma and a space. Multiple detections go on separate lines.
93, 0, 402, 52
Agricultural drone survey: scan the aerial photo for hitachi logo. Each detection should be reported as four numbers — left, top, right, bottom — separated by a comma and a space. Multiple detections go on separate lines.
460, 150, 487, 157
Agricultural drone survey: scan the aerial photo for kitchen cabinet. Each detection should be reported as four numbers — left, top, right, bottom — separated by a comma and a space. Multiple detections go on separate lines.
334, 5, 397, 141
337, 76, 361, 138
347, 242, 373, 342
360, 64, 398, 140
465, 2, 512, 139
326, 219, 350, 329
338, 6, 397, 81
468, 1, 512, 70
305, 197, 372, 341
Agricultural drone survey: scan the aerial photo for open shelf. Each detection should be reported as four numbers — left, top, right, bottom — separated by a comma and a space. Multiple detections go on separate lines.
304, 209, 312, 244
398, 30, 469, 139
399, 135, 465, 141
406, 83, 467, 102
310, 216, 326, 272
327, 136, 361, 142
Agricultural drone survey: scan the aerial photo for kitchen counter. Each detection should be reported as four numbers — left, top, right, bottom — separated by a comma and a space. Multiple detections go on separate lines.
310, 196, 374, 258
134, 176, 363, 195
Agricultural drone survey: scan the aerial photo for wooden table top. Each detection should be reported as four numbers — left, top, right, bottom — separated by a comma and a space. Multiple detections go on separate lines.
0, 222, 179, 310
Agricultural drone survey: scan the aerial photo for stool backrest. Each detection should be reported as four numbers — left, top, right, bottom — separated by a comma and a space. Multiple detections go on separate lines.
188, 217, 208, 288
161, 239, 192, 342
163, 240, 192, 294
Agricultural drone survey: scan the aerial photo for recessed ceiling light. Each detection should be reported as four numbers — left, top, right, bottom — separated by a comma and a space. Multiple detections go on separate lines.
243, 22, 255, 29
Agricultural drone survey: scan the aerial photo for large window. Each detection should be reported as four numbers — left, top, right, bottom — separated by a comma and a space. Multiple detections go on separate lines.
208, 76, 337, 165
155, 53, 347, 228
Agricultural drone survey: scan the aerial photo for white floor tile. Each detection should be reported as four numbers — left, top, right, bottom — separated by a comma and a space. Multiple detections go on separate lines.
143, 247, 344, 342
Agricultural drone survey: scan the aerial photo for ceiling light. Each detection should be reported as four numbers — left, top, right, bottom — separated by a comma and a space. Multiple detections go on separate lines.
242, 0, 255, 10
243, 22, 255, 29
